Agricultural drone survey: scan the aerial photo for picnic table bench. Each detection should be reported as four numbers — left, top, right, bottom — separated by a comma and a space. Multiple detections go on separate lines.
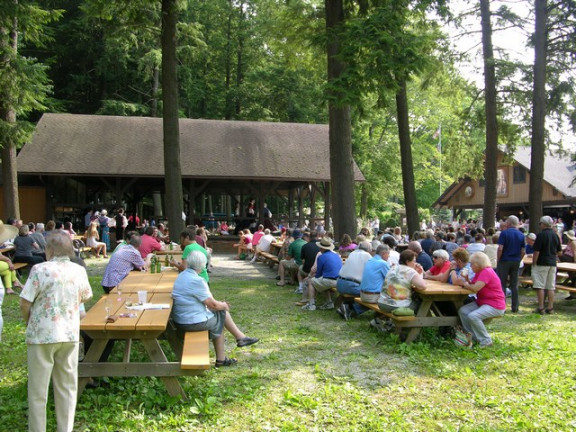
79, 270, 210, 400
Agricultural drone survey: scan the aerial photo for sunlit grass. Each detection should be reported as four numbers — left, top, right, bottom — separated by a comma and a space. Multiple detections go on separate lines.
2, 259, 576, 431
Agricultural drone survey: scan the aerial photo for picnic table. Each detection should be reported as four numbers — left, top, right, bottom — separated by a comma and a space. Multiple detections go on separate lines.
355, 280, 474, 343
79, 269, 209, 400
522, 256, 576, 273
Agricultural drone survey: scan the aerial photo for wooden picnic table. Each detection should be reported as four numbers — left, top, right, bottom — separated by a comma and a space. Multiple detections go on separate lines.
393, 280, 473, 343
110, 268, 179, 294
79, 289, 207, 400
156, 247, 182, 255
522, 256, 576, 272
0, 245, 15, 254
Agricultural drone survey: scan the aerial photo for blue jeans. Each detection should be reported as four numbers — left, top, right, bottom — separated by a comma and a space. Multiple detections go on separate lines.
336, 279, 366, 315
458, 301, 505, 346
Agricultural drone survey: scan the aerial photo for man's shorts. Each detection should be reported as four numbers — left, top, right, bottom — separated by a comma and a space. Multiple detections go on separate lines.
311, 276, 337, 293
531, 264, 557, 291
281, 259, 299, 271
298, 265, 310, 278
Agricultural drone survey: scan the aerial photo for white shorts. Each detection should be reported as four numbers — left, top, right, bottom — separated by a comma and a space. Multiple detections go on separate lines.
531, 265, 557, 291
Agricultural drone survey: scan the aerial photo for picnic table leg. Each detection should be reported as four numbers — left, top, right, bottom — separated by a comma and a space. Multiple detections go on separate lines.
78, 339, 108, 399
141, 339, 188, 400
400, 299, 434, 343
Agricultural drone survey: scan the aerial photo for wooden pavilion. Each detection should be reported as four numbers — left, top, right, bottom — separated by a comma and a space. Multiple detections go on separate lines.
11, 113, 364, 227
433, 147, 576, 223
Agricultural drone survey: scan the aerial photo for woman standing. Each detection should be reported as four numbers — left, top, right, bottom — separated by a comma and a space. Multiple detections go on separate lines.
98, 210, 111, 251
459, 252, 506, 348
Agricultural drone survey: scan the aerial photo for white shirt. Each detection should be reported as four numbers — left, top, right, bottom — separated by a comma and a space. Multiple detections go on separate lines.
387, 250, 400, 267
257, 234, 276, 253
339, 249, 372, 282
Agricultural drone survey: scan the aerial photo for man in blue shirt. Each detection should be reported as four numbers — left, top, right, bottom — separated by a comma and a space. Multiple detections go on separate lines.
496, 215, 525, 313
302, 237, 342, 311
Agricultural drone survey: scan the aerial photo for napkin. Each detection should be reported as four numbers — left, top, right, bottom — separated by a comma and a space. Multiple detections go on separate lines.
125, 303, 170, 311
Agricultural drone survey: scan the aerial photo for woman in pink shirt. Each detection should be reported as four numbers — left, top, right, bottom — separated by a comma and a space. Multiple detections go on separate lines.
459, 252, 506, 348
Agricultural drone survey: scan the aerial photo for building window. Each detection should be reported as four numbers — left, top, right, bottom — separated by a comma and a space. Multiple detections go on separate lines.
513, 165, 526, 184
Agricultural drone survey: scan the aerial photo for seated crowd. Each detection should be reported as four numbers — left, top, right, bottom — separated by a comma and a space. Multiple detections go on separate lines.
248, 214, 568, 348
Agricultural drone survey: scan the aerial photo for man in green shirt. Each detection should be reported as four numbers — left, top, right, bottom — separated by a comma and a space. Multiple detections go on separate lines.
172, 230, 209, 282
276, 230, 307, 286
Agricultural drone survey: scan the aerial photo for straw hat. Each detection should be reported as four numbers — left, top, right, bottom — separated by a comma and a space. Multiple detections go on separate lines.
0, 220, 18, 244
316, 237, 335, 250
566, 230, 576, 241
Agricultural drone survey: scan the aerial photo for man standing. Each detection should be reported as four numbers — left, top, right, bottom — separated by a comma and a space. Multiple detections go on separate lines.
532, 216, 562, 314
20, 231, 92, 432
101, 232, 146, 293
115, 208, 128, 245
302, 237, 342, 311
496, 215, 526, 313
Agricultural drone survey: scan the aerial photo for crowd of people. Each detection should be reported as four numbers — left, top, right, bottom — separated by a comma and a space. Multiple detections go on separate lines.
1, 207, 571, 431
245, 214, 570, 349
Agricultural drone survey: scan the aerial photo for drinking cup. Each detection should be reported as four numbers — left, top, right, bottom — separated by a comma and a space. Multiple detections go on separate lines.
138, 290, 148, 305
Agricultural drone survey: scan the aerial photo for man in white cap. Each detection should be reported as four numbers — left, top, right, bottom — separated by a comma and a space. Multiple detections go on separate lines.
302, 237, 342, 311
532, 216, 562, 314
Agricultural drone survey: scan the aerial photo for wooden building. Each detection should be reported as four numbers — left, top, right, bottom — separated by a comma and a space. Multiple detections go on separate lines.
9, 113, 364, 228
433, 148, 576, 223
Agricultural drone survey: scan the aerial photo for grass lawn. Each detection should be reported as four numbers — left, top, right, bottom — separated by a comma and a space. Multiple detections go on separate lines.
2, 257, 576, 431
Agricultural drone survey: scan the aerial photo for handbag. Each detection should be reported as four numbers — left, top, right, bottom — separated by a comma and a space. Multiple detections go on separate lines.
453, 325, 473, 348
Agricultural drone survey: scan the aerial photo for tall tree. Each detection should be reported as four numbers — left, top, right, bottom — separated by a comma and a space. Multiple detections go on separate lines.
479, 0, 498, 230
162, 0, 184, 236
0, 1, 58, 219
325, 0, 356, 238
528, 0, 547, 232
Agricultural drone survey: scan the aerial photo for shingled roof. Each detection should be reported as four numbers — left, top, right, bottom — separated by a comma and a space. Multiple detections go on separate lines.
17, 113, 364, 182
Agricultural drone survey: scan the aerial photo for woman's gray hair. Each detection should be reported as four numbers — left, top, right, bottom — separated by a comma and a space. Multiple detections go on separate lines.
46, 230, 74, 259
186, 250, 207, 272
36, 223, 45, 232
470, 251, 492, 269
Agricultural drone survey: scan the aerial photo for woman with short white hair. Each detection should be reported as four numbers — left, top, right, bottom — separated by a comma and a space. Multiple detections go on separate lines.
171, 251, 259, 367
459, 252, 506, 348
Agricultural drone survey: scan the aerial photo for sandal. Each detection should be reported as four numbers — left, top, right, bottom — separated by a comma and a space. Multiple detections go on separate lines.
215, 357, 237, 367
545, 308, 555, 314
535, 307, 545, 315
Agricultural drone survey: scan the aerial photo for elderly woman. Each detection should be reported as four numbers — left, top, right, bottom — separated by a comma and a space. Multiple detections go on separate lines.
459, 252, 506, 348
171, 251, 259, 367
447, 247, 475, 286
378, 249, 426, 314
423, 249, 451, 281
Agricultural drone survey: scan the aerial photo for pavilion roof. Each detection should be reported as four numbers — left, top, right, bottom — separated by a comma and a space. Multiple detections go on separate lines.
17, 113, 364, 182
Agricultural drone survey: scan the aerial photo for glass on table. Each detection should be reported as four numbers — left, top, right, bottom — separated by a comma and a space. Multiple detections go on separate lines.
104, 298, 111, 319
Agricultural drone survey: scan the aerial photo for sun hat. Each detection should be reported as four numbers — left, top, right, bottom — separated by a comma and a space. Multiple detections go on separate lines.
565, 230, 576, 241
316, 237, 335, 250
0, 220, 18, 244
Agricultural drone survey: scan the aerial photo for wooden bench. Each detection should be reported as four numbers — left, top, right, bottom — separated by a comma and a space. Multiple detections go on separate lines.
354, 298, 416, 322
181, 331, 211, 370
12, 262, 28, 276
259, 252, 279, 268
519, 277, 576, 293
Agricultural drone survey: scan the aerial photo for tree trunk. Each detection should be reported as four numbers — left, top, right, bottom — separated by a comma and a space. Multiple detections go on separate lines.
395, 80, 419, 236
325, 0, 357, 239
162, 0, 184, 236
529, 0, 547, 233
151, 66, 159, 117
480, 0, 498, 230
1, 3, 20, 219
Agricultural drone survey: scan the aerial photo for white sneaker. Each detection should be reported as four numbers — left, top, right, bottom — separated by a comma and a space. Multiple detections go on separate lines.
301, 303, 316, 311
318, 301, 334, 310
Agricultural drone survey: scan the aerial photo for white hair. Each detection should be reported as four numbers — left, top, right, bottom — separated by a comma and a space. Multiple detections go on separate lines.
186, 250, 207, 271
